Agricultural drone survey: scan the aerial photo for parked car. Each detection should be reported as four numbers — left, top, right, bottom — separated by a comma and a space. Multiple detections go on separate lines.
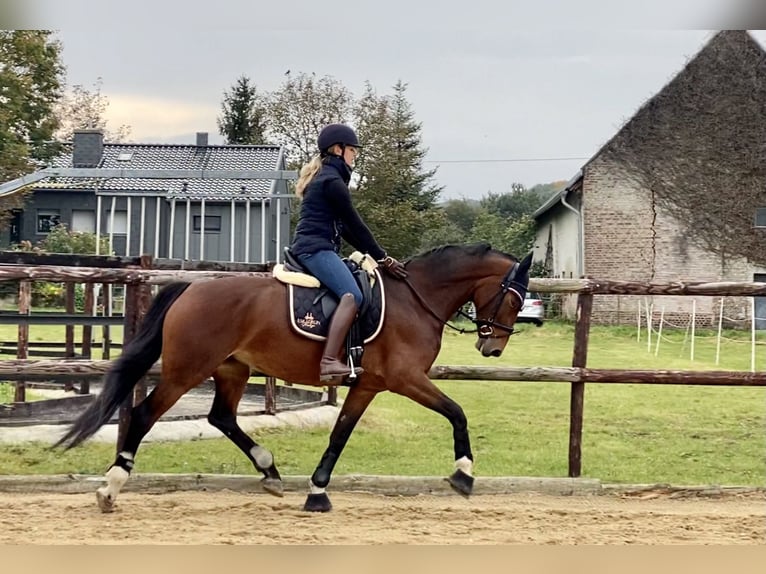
459, 291, 545, 327
516, 291, 545, 326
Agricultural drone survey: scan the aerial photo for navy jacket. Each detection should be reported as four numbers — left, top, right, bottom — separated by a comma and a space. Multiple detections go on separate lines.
290, 156, 387, 261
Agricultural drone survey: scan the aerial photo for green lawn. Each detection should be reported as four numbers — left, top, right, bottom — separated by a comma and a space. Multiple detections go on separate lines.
0, 321, 764, 486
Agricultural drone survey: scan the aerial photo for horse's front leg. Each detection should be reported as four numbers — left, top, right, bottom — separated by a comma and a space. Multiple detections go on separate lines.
391, 374, 474, 497
303, 385, 378, 512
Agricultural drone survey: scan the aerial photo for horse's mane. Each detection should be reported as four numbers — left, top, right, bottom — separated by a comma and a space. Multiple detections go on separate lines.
406, 243, 518, 265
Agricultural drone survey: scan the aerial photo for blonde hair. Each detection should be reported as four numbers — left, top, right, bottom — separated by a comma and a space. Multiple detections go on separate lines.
295, 155, 323, 198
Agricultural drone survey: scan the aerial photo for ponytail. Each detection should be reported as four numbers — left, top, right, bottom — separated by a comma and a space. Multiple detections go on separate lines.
295, 155, 323, 198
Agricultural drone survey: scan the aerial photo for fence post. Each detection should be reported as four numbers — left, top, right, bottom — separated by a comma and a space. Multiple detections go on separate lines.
264, 376, 276, 415
101, 283, 111, 360
64, 282, 75, 358
80, 283, 94, 395
116, 277, 141, 454
64, 282, 76, 392
326, 386, 337, 407
569, 292, 593, 478
15, 280, 31, 403
133, 255, 153, 405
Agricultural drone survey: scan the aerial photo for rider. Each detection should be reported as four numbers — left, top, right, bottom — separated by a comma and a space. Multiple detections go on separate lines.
289, 123, 408, 382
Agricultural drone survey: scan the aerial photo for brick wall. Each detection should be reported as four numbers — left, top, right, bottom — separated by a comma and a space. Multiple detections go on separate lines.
582, 157, 754, 325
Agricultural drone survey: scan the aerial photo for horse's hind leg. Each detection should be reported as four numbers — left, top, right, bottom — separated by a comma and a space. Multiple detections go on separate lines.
96, 373, 205, 512
208, 358, 284, 497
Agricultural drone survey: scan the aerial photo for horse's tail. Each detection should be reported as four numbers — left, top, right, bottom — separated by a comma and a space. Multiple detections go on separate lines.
54, 281, 192, 450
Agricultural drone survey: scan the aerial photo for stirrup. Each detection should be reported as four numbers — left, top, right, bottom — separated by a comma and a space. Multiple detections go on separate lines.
319, 357, 363, 382
319, 366, 363, 382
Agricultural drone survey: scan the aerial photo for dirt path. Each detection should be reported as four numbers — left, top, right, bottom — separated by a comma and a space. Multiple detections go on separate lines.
1, 490, 763, 545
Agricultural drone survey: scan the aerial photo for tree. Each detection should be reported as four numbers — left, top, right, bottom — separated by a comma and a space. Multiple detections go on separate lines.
265, 72, 352, 166
482, 183, 547, 220
0, 30, 65, 228
442, 199, 482, 235
217, 75, 267, 145
528, 181, 567, 205
417, 198, 481, 250
468, 212, 536, 259
352, 81, 444, 258
54, 77, 131, 142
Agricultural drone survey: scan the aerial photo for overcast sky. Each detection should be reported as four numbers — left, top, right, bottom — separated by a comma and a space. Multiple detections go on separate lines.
22, 1, 766, 200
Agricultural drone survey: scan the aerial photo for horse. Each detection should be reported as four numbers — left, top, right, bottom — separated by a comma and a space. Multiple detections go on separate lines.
55, 242, 532, 513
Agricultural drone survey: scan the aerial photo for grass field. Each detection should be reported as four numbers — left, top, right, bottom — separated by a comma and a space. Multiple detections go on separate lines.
0, 320, 764, 485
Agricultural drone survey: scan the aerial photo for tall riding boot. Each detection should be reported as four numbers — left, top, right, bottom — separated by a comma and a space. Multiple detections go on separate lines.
320, 293, 364, 382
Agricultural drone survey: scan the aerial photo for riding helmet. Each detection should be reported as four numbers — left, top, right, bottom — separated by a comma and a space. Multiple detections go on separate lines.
317, 123, 361, 152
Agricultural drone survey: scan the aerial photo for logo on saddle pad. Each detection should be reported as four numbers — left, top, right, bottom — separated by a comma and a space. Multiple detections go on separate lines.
297, 312, 321, 330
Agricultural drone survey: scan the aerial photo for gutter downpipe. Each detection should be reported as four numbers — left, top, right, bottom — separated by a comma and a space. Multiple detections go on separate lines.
560, 191, 583, 278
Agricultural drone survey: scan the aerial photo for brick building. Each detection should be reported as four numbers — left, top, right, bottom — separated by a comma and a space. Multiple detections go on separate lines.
533, 30, 766, 326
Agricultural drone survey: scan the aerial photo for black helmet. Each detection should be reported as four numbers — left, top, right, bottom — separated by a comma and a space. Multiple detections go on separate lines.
317, 123, 361, 152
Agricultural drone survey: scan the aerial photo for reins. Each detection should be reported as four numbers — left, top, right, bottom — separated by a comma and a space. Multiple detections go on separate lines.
402, 277, 479, 334
400, 260, 527, 339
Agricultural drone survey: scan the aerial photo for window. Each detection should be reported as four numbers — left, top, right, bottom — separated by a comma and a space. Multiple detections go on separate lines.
193, 215, 222, 232
755, 208, 766, 228
71, 210, 96, 233
106, 211, 128, 234
37, 209, 61, 234
117, 152, 133, 161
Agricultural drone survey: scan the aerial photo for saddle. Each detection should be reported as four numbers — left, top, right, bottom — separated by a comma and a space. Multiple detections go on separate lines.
273, 249, 387, 369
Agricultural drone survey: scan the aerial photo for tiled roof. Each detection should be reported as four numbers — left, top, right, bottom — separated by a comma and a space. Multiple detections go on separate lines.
37, 143, 285, 200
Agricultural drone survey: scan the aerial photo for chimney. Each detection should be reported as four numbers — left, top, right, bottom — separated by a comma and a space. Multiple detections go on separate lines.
72, 129, 104, 167
196, 132, 208, 146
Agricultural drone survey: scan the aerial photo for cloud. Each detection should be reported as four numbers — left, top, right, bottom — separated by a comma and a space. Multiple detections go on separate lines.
105, 93, 219, 143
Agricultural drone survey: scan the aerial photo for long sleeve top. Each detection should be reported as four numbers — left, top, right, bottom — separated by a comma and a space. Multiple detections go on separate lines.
290, 155, 387, 261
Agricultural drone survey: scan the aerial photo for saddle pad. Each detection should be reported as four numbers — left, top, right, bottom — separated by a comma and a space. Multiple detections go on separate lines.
273, 263, 321, 287
288, 268, 386, 343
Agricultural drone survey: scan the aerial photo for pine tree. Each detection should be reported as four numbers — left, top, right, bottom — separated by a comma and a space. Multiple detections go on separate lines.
353, 81, 443, 258
217, 75, 267, 145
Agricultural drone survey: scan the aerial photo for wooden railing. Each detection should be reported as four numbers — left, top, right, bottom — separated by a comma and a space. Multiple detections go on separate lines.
2, 250, 765, 475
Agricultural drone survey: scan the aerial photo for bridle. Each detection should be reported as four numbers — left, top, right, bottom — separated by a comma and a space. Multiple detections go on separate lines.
402, 260, 528, 339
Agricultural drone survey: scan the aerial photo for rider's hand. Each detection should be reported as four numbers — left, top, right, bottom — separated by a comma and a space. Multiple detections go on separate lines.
378, 256, 408, 279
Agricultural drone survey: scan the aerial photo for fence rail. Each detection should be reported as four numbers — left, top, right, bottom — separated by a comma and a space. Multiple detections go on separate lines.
2, 251, 765, 476
0, 313, 125, 326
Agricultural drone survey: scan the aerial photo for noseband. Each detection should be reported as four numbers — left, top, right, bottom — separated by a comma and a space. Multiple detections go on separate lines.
403, 260, 527, 338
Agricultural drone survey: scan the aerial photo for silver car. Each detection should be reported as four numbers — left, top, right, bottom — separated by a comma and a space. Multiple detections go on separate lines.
516, 291, 544, 326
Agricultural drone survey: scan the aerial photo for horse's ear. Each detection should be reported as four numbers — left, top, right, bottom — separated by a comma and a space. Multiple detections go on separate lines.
519, 252, 533, 273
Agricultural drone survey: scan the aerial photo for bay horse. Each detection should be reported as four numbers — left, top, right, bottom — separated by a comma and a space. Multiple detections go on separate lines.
55, 243, 532, 512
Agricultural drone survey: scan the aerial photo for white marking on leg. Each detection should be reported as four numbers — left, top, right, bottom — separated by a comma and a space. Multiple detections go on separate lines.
309, 478, 326, 495
96, 451, 133, 503
250, 445, 274, 469
455, 456, 473, 477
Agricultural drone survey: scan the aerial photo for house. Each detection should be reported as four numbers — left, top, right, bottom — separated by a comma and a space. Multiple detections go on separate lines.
1, 130, 293, 263
533, 30, 766, 326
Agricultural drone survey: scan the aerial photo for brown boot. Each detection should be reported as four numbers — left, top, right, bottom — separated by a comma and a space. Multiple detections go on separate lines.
320, 294, 364, 382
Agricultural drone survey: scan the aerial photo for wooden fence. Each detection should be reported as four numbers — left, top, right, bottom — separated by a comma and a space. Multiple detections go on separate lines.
2, 251, 765, 476
0, 252, 334, 450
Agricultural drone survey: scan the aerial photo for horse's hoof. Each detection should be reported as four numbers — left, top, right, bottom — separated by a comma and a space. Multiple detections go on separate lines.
96, 489, 115, 513
303, 493, 332, 512
261, 477, 284, 498
446, 469, 474, 497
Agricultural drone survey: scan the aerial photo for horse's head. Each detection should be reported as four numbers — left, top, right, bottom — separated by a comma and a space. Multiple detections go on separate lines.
403, 243, 534, 358
471, 250, 533, 358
